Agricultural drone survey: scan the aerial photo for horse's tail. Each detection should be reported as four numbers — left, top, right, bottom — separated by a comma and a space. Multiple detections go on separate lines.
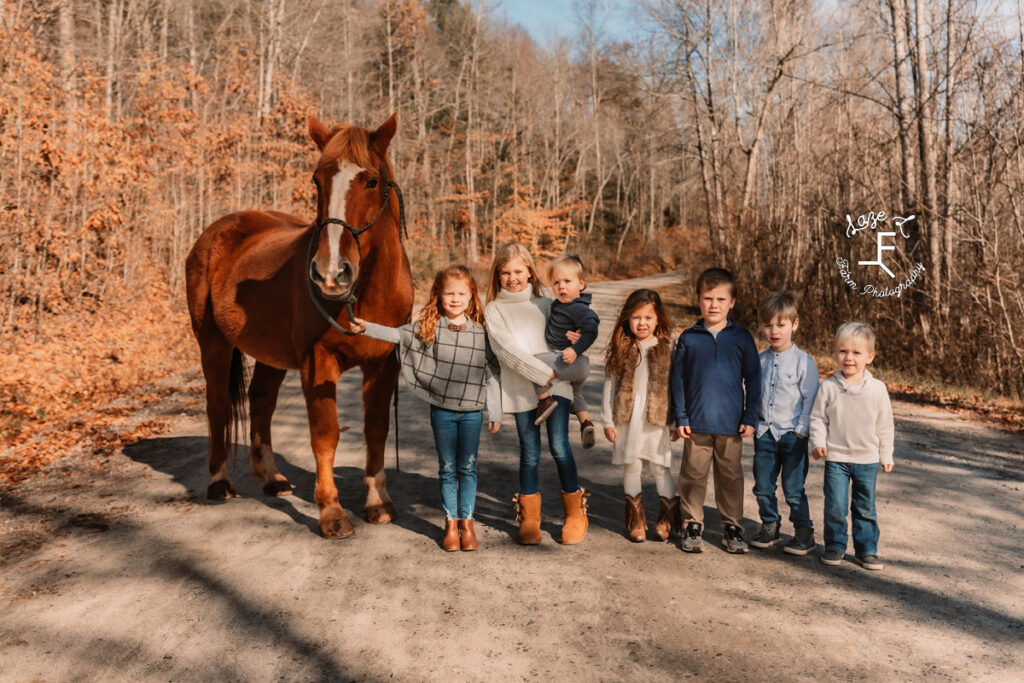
226, 347, 249, 465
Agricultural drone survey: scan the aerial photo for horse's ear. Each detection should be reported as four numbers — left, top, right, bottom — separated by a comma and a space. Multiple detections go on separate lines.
370, 113, 398, 156
309, 115, 332, 151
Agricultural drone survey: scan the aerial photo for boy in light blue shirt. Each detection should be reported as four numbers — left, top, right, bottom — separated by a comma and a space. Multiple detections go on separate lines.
750, 291, 819, 555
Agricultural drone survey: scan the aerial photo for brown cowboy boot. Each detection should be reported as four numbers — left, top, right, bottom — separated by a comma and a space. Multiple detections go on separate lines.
458, 519, 478, 551
442, 519, 460, 551
559, 488, 590, 545
625, 493, 647, 542
513, 492, 542, 545
654, 495, 681, 541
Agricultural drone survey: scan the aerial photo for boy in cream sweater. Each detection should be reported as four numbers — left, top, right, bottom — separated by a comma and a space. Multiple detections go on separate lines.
810, 322, 895, 570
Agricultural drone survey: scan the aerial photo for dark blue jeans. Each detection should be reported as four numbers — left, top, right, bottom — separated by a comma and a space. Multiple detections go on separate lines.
823, 461, 880, 556
513, 396, 579, 495
430, 406, 481, 520
753, 431, 812, 527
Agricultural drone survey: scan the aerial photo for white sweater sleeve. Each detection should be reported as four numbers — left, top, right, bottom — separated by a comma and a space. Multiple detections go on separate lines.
809, 382, 831, 453
876, 384, 895, 466
485, 303, 556, 386
601, 376, 616, 426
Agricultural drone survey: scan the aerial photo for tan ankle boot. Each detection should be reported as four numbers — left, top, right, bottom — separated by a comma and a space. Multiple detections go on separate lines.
458, 519, 478, 551
442, 520, 460, 551
559, 488, 590, 545
514, 493, 542, 545
625, 493, 646, 542
654, 495, 681, 541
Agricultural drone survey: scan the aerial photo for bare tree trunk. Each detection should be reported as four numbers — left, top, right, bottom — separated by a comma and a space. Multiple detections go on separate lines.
888, 0, 917, 215
941, 0, 956, 320
915, 0, 940, 307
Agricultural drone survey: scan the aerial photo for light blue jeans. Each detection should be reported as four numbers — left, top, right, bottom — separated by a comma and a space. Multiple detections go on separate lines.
823, 461, 880, 556
430, 406, 481, 520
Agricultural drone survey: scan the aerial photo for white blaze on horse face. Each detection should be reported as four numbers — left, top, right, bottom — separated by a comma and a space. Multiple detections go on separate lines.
326, 161, 362, 273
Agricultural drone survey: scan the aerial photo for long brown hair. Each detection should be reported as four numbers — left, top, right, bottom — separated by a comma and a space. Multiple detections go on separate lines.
604, 289, 673, 378
486, 241, 543, 301
416, 265, 485, 345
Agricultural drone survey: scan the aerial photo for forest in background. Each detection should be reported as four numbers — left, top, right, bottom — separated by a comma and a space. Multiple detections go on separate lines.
2, 0, 1023, 465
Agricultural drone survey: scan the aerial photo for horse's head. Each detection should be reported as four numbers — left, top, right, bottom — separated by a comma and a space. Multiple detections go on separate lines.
307, 113, 398, 301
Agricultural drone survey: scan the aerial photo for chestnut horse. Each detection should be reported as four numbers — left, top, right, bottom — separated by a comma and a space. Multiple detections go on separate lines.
185, 114, 414, 538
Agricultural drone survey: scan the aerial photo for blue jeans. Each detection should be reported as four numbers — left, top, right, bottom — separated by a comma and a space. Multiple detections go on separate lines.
430, 406, 481, 520
753, 431, 812, 527
823, 461, 880, 556
513, 396, 579, 495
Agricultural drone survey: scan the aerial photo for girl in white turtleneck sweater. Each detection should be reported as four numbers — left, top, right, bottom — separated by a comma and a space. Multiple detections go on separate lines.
602, 289, 679, 543
485, 242, 589, 547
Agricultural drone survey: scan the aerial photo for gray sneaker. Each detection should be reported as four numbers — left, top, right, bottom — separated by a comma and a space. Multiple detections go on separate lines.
820, 549, 843, 565
749, 522, 780, 549
681, 522, 704, 553
856, 555, 884, 570
723, 524, 749, 554
783, 526, 815, 556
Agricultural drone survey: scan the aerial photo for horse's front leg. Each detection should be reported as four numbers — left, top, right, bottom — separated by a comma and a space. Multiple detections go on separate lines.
301, 346, 353, 538
361, 352, 400, 523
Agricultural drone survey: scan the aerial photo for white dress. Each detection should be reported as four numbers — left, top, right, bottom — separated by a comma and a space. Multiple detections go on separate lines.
601, 337, 672, 467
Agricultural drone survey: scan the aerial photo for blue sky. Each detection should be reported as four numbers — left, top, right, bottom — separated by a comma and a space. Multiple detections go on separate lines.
497, 0, 639, 47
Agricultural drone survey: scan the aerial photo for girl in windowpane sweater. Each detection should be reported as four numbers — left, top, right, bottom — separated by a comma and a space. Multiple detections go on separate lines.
353, 265, 500, 552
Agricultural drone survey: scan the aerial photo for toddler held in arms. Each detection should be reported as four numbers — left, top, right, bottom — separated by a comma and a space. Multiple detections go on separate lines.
533, 254, 600, 449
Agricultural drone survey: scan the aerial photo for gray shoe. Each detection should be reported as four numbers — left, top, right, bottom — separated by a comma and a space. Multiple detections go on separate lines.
856, 555, 884, 570
723, 524, 749, 554
820, 549, 843, 565
783, 526, 815, 556
681, 522, 704, 553
749, 522, 780, 548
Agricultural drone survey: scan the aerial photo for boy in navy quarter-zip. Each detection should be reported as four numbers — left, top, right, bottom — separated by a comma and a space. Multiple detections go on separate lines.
671, 268, 761, 554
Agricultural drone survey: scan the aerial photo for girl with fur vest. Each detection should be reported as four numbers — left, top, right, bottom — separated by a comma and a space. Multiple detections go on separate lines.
601, 289, 680, 542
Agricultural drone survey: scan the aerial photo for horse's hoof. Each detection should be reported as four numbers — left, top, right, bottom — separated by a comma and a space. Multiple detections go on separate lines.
365, 502, 396, 524
319, 512, 355, 539
207, 480, 237, 500
262, 480, 294, 497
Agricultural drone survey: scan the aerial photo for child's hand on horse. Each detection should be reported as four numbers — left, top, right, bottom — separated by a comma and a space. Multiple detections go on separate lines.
350, 317, 367, 333
562, 348, 577, 364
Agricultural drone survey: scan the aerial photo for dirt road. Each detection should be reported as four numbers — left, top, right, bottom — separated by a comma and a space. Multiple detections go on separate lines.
2, 272, 1022, 681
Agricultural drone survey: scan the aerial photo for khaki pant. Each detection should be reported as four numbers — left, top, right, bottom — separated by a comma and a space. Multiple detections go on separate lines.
678, 432, 744, 528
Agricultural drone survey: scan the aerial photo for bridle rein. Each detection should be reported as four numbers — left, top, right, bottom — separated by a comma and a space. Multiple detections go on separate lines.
305, 174, 407, 337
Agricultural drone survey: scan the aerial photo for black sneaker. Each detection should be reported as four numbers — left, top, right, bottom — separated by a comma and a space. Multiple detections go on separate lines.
784, 526, 815, 556
820, 549, 843, 565
723, 524, 749, 554
681, 522, 704, 553
856, 555, 884, 570
749, 522, 780, 549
